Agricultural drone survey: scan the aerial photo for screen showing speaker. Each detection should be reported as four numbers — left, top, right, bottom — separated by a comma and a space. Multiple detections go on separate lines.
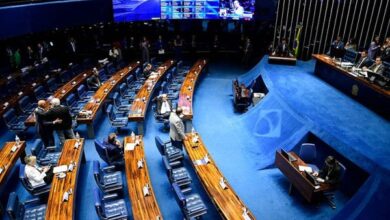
113, 0, 255, 21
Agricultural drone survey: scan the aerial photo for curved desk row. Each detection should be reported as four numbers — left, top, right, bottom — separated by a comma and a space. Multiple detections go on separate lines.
0, 141, 26, 186
77, 62, 140, 138
183, 133, 255, 220
46, 138, 85, 220
178, 59, 207, 132
128, 60, 175, 134
124, 136, 162, 220
24, 68, 93, 126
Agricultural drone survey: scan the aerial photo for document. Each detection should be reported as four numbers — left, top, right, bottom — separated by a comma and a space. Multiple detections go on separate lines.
53, 165, 68, 174
298, 165, 313, 173
125, 143, 136, 151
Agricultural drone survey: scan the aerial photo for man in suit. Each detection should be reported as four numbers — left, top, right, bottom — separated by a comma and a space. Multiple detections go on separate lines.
103, 133, 124, 167
316, 156, 341, 186
47, 98, 75, 146
274, 38, 291, 57
34, 100, 61, 147
355, 50, 370, 68
329, 36, 345, 58
155, 94, 172, 119
364, 57, 385, 76
87, 67, 102, 90
169, 107, 187, 149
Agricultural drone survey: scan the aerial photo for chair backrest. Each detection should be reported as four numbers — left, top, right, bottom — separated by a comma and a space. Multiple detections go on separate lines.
47, 78, 57, 92
98, 69, 106, 78
299, 143, 316, 163
343, 48, 358, 63
171, 66, 177, 75
155, 136, 166, 156
31, 139, 44, 157
106, 104, 115, 121
337, 161, 347, 182
18, 96, 29, 110
59, 70, 71, 83
93, 160, 103, 185
172, 183, 186, 207
106, 62, 115, 75
383, 61, 390, 78
113, 92, 120, 107
177, 60, 183, 70
66, 94, 76, 106
3, 108, 17, 126
34, 86, 45, 96
126, 75, 134, 86
93, 188, 105, 219
6, 192, 20, 220
94, 140, 110, 164
77, 84, 86, 98
160, 81, 167, 93
119, 83, 127, 96
135, 68, 141, 78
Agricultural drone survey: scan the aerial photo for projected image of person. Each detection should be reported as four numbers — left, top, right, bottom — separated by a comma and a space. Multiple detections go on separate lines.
233, 0, 244, 16
218, 0, 255, 19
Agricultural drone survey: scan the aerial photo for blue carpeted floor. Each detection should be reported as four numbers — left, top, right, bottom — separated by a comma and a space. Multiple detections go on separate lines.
1, 56, 390, 219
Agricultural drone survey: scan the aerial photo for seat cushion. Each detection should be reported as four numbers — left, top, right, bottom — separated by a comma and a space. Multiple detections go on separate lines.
103, 172, 122, 186
24, 204, 46, 220
104, 199, 127, 218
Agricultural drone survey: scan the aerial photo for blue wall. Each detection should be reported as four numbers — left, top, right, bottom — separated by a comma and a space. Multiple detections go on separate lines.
0, 0, 112, 39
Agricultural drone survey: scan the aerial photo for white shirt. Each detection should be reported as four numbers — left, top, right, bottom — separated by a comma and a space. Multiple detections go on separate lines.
109, 48, 119, 58
160, 101, 171, 114
25, 164, 46, 187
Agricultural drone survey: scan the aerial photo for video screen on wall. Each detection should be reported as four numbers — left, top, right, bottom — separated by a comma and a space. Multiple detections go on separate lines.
113, 0, 255, 21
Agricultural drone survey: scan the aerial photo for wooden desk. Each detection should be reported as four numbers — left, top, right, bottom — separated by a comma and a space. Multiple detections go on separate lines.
274, 150, 332, 203
24, 69, 93, 126
312, 54, 390, 118
46, 138, 85, 220
124, 136, 163, 220
77, 62, 140, 138
128, 60, 175, 134
183, 133, 255, 220
268, 55, 297, 65
178, 59, 207, 132
0, 141, 26, 186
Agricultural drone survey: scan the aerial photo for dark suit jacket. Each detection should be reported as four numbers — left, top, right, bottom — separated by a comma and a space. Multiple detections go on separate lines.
87, 75, 101, 89
46, 105, 73, 130
103, 139, 123, 161
356, 57, 370, 68
276, 43, 290, 56
368, 63, 385, 76
34, 107, 53, 134
319, 163, 341, 185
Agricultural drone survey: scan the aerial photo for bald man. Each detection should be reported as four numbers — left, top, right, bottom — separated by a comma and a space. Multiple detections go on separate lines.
34, 100, 60, 147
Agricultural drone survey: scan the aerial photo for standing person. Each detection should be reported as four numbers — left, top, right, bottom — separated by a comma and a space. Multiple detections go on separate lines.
173, 34, 183, 59
34, 100, 61, 147
87, 67, 102, 90
242, 37, 253, 66
26, 46, 35, 65
140, 36, 150, 64
368, 36, 381, 60
47, 98, 75, 147
156, 35, 166, 56
169, 107, 187, 149
329, 36, 344, 58
381, 37, 390, 62
13, 48, 21, 69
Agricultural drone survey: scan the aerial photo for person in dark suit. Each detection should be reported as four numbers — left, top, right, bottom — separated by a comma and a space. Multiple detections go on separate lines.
315, 155, 341, 186
67, 37, 78, 63
355, 50, 370, 68
381, 37, 390, 62
47, 98, 75, 147
142, 63, 153, 78
364, 57, 385, 76
103, 133, 124, 167
34, 100, 61, 147
87, 67, 102, 90
154, 94, 172, 119
274, 38, 291, 57
329, 36, 345, 58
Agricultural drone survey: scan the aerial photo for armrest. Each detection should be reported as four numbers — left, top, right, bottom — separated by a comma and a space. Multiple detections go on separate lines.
102, 193, 119, 201
101, 165, 116, 172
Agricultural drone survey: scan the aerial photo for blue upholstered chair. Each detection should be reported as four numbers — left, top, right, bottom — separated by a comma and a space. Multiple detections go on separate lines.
76, 84, 94, 101
19, 164, 51, 196
65, 93, 85, 115
112, 92, 131, 114
34, 85, 52, 100
3, 108, 28, 133
105, 62, 116, 75
58, 70, 72, 85
6, 192, 47, 220
299, 143, 319, 172
46, 78, 59, 93
324, 161, 347, 209
162, 156, 192, 193
343, 48, 358, 63
94, 188, 128, 220
18, 96, 37, 114
155, 136, 183, 167
93, 160, 123, 194
172, 183, 207, 220
98, 69, 109, 81
118, 83, 136, 101
106, 104, 128, 129
94, 140, 124, 167
31, 139, 60, 166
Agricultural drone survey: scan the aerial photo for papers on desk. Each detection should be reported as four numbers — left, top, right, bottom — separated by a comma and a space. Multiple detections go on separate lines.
314, 185, 320, 190
298, 165, 313, 173
316, 177, 325, 183
242, 208, 251, 220
341, 62, 353, 67
219, 177, 228, 190
10, 145, 18, 153
137, 159, 144, 169
125, 143, 136, 151
0, 166, 4, 174
143, 184, 150, 197
53, 165, 68, 174
194, 155, 210, 166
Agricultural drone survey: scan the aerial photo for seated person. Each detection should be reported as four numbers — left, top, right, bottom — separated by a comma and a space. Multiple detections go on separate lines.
24, 155, 54, 186
155, 94, 172, 119
240, 83, 250, 100
355, 50, 370, 68
363, 57, 385, 79
87, 67, 102, 90
328, 36, 345, 58
143, 63, 153, 78
273, 38, 292, 57
103, 133, 124, 166
314, 156, 341, 186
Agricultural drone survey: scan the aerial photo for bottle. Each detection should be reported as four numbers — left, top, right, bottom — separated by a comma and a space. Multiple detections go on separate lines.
15, 135, 20, 146
131, 131, 135, 141
191, 127, 196, 134
75, 132, 80, 139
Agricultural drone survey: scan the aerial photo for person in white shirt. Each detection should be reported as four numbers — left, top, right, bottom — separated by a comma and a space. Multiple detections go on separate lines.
233, 0, 244, 16
24, 155, 53, 187
155, 94, 172, 119
109, 45, 121, 63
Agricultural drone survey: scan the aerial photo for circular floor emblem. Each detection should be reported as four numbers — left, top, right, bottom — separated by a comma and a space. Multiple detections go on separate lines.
351, 84, 359, 96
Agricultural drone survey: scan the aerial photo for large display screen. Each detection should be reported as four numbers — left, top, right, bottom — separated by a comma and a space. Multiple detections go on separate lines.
113, 0, 255, 21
